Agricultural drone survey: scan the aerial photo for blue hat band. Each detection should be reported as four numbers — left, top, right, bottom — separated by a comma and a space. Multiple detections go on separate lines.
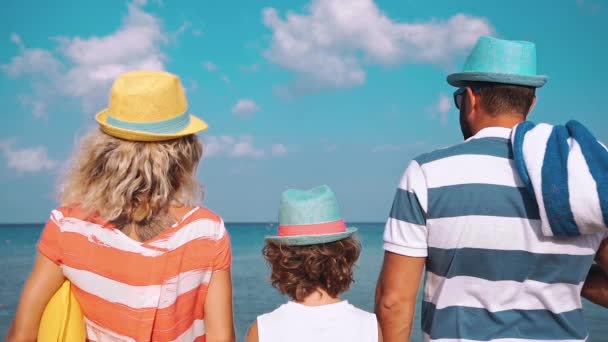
106, 111, 191, 134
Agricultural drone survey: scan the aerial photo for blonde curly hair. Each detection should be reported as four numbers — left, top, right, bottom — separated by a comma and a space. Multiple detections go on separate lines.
60, 129, 203, 238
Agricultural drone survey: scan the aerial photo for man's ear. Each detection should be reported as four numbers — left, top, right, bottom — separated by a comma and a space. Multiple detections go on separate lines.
465, 87, 479, 116
527, 96, 537, 114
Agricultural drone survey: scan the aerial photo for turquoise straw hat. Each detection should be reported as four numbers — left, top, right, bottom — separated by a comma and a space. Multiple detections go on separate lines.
266, 185, 357, 246
447, 36, 548, 88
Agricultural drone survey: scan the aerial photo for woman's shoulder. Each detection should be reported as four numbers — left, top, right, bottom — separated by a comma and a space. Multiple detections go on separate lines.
51, 205, 225, 224
175, 206, 228, 239
50, 206, 100, 224
185, 206, 223, 223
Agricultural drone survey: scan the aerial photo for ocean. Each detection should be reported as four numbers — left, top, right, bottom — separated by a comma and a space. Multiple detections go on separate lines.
1, 223, 607, 341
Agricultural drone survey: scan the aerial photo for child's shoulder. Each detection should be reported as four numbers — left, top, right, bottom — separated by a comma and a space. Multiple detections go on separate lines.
343, 301, 376, 319
257, 302, 290, 318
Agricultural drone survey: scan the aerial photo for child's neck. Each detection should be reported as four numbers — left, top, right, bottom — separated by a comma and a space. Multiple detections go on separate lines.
296, 288, 342, 307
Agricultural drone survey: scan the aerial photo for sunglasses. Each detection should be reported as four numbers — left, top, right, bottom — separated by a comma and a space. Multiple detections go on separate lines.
453, 87, 481, 110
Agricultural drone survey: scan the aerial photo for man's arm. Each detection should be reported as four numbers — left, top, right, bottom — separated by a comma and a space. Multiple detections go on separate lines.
377, 160, 429, 341
375, 252, 425, 342
582, 238, 608, 307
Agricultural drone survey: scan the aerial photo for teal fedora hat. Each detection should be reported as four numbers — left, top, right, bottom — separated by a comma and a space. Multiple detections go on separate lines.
266, 185, 357, 246
447, 36, 548, 88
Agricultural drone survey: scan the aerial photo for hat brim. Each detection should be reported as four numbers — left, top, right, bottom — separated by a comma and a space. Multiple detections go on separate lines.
95, 109, 208, 142
265, 227, 358, 246
447, 72, 548, 88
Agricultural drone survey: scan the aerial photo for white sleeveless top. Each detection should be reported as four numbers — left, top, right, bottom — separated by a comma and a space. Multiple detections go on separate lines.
257, 300, 378, 342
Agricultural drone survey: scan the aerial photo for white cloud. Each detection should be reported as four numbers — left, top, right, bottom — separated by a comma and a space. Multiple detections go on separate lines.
576, 0, 602, 13
271, 144, 288, 157
430, 93, 452, 126
0, 141, 57, 173
203, 135, 235, 157
10, 33, 22, 45
167, 19, 193, 43
436, 93, 452, 114
17, 96, 48, 119
232, 99, 260, 116
231, 138, 265, 159
1, 1, 168, 117
204, 136, 264, 159
262, 0, 493, 93
241, 63, 260, 73
57, 2, 166, 111
187, 80, 199, 92
202, 61, 231, 84
203, 61, 217, 71
203, 136, 288, 159
1, 40, 62, 78
326, 144, 338, 152
201, 62, 231, 84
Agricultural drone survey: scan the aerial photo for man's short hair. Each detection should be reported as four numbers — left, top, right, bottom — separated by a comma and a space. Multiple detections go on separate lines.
262, 236, 361, 301
467, 81, 536, 116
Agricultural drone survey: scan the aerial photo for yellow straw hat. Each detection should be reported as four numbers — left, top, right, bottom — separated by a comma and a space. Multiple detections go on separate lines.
95, 70, 208, 141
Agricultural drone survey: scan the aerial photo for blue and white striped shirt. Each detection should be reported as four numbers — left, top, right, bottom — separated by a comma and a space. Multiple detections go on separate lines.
384, 127, 608, 342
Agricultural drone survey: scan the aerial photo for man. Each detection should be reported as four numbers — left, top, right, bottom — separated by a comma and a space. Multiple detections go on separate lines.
375, 36, 608, 342
582, 241, 608, 308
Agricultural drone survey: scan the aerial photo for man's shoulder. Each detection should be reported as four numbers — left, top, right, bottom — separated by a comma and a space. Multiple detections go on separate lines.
414, 136, 512, 166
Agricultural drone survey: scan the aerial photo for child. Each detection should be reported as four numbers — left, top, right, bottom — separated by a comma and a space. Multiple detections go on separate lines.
8, 71, 235, 342
247, 185, 381, 342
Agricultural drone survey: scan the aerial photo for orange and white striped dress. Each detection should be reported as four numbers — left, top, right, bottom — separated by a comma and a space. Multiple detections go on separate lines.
37, 206, 231, 341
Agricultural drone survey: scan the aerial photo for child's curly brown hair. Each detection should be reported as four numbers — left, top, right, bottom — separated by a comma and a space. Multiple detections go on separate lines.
262, 236, 361, 301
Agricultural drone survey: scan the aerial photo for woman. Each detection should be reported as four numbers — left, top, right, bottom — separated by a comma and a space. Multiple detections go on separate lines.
247, 185, 381, 342
7, 70, 235, 341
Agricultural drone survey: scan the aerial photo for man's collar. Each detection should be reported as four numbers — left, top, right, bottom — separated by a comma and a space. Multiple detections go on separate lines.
466, 127, 513, 141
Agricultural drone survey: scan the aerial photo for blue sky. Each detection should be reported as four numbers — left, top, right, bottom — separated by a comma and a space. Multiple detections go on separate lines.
0, 0, 606, 223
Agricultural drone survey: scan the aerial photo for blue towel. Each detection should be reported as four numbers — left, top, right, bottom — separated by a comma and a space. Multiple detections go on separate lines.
511, 120, 608, 237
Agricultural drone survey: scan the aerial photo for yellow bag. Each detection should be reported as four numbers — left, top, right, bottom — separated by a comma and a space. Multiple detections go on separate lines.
37, 281, 86, 342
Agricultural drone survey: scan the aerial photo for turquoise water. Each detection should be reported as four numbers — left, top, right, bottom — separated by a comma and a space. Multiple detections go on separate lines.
1, 223, 607, 341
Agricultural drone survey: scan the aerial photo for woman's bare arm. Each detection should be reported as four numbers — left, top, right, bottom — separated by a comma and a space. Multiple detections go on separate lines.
204, 269, 235, 342
6, 253, 65, 342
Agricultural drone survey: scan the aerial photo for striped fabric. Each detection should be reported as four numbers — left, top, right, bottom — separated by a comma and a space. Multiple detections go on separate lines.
512, 120, 608, 237
38, 206, 231, 342
384, 127, 608, 342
